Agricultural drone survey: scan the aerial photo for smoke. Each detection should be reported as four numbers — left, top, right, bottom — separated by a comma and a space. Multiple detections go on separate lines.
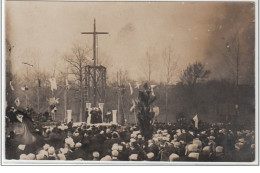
5, 7, 17, 106
203, 2, 255, 85
5, 1, 255, 85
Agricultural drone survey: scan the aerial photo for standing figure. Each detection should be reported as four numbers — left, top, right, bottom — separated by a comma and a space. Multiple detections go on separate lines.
105, 110, 112, 123
90, 107, 102, 124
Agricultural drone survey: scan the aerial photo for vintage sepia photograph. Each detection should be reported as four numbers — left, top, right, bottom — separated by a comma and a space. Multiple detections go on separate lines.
1, 0, 258, 165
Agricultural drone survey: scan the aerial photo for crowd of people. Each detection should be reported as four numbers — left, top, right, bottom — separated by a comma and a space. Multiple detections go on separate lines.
5, 117, 255, 162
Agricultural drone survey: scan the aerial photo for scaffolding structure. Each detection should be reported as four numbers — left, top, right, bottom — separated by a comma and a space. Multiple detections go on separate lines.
84, 65, 106, 106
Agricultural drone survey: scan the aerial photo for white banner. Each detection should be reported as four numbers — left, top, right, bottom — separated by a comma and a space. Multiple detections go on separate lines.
14, 97, 20, 107
48, 97, 59, 106
153, 106, 160, 117
112, 110, 117, 124
10, 81, 14, 91
129, 83, 133, 95
67, 110, 72, 124
65, 79, 69, 89
193, 114, 199, 129
151, 85, 157, 96
49, 77, 57, 91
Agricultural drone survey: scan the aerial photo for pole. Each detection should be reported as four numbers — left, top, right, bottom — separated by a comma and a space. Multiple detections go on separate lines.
134, 109, 137, 126
64, 77, 67, 123
25, 91, 28, 108
148, 53, 151, 82
93, 19, 97, 107
96, 35, 99, 66
37, 86, 40, 113
165, 85, 168, 123
26, 66, 28, 108
51, 89, 55, 121
236, 38, 239, 87
235, 38, 240, 129
22, 62, 33, 108
117, 72, 120, 124
36, 60, 40, 114
120, 90, 125, 125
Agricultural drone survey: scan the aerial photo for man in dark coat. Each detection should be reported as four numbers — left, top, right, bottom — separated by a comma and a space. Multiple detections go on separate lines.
66, 143, 87, 160
90, 108, 102, 124
118, 145, 129, 161
146, 142, 159, 160
105, 111, 112, 123
67, 119, 73, 130
107, 133, 122, 149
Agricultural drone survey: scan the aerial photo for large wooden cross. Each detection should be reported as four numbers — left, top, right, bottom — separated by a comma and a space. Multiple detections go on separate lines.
81, 19, 109, 107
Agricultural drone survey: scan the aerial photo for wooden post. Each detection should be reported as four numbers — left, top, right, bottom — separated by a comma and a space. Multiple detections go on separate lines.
64, 77, 67, 123
117, 71, 120, 123
37, 86, 40, 113
165, 85, 168, 123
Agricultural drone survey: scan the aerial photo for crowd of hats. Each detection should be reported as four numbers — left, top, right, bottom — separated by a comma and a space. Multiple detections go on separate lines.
9, 123, 255, 162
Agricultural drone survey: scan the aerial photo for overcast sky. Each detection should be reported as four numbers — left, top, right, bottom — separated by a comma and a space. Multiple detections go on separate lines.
6, 1, 255, 84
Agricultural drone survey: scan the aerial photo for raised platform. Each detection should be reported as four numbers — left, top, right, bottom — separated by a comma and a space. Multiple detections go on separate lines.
72, 122, 118, 127
40, 121, 118, 129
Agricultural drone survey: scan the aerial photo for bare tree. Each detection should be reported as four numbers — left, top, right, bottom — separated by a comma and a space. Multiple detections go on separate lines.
64, 44, 91, 122
222, 32, 240, 86
163, 47, 178, 122
180, 61, 210, 115
222, 32, 243, 124
11, 50, 54, 112
164, 47, 178, 85
13, 63, 52, 114
180, 61, 210, 89
6, 38, 16, 108
143, 51, 154, 82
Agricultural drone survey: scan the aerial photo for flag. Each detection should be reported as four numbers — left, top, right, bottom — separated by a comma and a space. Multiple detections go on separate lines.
10, 81, 14, 91
21, 85, 28, 91
65, 79, 69, 89
49, 77, 57, 91
151, 85, 157, 96
129, 83, 133, 95
193, 114, 199, 129
153, 106, 160, 117
48, 97, 59, 105
51, 106, 57, 113
135, 82, 141, 89
14, 97, 20, 107
130, 99, 136, 112
17, 114, 23, 123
